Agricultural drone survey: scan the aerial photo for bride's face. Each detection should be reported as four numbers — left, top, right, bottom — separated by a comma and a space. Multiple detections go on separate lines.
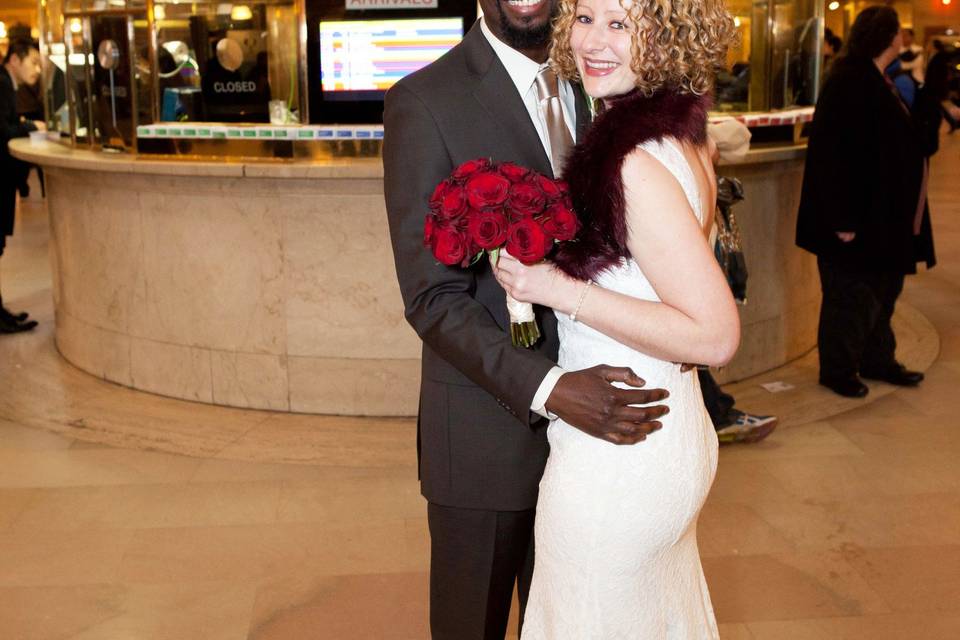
570, 0, 638, 100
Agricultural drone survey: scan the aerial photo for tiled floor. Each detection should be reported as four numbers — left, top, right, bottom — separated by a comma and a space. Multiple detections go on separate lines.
1, 131, 959, 639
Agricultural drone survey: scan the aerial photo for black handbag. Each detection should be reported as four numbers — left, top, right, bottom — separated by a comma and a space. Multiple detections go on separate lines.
714, 176, 748, 304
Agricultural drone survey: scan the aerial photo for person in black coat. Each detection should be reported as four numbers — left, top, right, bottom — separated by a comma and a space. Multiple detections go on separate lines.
796, 6, 935, 398
1, 40, 45, 334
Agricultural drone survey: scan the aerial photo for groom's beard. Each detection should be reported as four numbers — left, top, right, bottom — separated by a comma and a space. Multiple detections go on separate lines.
495, 1, 554, 50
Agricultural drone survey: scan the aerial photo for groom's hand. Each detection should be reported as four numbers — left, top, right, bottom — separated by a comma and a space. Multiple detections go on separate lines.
545, 365, 669, 445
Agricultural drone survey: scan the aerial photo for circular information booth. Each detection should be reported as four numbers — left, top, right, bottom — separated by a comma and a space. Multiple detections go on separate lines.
15, 0, 823, 415
12, 137, 814, 416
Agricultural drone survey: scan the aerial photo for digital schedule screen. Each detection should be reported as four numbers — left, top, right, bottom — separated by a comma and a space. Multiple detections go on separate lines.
318, 17, 463, 101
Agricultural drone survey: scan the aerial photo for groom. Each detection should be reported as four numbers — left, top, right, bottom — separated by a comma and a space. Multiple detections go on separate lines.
383, 1, 670, 637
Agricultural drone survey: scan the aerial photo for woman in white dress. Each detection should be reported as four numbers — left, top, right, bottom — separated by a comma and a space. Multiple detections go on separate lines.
494, 0, 739, 636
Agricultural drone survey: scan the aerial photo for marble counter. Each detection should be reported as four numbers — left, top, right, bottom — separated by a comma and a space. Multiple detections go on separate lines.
12, 140, 419, 415
11, 139, 814, 414
713, 145, 818, 384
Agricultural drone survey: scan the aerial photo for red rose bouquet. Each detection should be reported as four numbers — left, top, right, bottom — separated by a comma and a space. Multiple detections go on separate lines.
424, 158, 580, 347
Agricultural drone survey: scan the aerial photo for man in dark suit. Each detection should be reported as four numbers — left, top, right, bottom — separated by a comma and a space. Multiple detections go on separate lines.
1, 39, 44, 334
383, 2, 670, 637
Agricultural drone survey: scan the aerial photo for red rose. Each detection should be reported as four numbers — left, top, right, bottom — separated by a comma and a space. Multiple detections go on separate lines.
467, 210, 509, 250
507, 182, 546, 218
437, 184, 469, 221
452, 158, 491, 181
554, 180, 573, 207
542, 203, 580, 241
424, 214, 436, 247
535, 173, 562, 199
431, 227, 469, 266
429, 180, 448, 213
466, 171, 511, 209
506, 218, 552, 265
499, 162, 532, 183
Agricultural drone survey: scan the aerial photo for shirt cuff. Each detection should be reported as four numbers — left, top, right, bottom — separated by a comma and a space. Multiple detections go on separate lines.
531, 366, 566, 420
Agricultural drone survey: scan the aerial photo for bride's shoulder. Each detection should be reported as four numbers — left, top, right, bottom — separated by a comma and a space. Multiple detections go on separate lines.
621, 141, 688, 200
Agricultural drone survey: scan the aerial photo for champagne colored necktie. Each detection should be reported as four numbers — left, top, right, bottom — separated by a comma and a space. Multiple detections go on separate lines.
534, 66, 574, 174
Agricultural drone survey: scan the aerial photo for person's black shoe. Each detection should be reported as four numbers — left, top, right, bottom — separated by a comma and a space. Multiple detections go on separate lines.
820, 375, 869, 398
0, 314, 38, 334
0, 306, 29, 323
861, 364, 924, 387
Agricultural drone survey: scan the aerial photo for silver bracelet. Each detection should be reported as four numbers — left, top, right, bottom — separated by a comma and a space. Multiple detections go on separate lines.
569, 281, 593, 323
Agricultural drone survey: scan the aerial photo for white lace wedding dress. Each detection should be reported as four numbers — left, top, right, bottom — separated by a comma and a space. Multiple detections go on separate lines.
521, 138, 720, 639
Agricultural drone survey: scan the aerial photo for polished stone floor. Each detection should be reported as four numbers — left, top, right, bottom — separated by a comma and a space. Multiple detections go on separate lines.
1, 133, 960, 639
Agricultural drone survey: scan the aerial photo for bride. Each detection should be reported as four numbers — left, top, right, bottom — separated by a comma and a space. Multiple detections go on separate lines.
494, 0, 739, 636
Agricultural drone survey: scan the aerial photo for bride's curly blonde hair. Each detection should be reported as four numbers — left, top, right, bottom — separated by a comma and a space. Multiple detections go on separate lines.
550, 0, 737, 96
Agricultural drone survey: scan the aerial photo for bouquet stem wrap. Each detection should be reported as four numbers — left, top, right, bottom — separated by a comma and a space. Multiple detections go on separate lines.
491, 251, 541, 348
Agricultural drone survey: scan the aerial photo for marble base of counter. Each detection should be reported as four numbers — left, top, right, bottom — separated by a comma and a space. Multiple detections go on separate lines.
42, 165, 421, 416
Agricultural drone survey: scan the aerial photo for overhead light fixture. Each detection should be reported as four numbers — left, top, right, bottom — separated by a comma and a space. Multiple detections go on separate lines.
230, 5, 253, 20
828, 1, 840, 10
154, 5, 166, 20
734, 17, 742, 27
69, 18, 83, 34
943, 0, 951, 5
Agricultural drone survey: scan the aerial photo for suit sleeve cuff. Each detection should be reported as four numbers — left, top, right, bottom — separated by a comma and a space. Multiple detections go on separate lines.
531, 366, 566, 420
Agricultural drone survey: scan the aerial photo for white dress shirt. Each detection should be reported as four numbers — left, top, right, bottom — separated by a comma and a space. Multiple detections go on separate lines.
479, 18, 574, 418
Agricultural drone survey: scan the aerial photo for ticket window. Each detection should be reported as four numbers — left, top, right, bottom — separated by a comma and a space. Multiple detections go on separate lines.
154, 0, 299, 124
714, 0, 824, 113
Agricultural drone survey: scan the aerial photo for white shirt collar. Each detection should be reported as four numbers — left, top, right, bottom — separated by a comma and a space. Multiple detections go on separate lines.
479, 17, 545, 97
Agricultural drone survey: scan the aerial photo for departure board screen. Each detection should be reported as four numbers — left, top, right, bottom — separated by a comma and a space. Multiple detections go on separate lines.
318, 17, 463, 100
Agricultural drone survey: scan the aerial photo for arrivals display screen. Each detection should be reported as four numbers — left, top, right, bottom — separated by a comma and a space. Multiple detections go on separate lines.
318, 17, 463, 102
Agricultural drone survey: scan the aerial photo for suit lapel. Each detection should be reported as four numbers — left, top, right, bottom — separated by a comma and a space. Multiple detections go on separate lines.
463, 23, 554, 178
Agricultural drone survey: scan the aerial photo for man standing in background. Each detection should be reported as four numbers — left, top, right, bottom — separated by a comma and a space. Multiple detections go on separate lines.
1, 40, 44, 334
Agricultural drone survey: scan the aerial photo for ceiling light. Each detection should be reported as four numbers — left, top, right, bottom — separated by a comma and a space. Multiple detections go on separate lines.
828, 1, 840, 10
734, 17, 742, 27
69, 19, 82, 34
154, 5, 166, 20
230, 5, 253, 20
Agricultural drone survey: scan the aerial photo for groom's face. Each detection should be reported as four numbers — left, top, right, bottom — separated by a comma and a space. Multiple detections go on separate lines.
480, 0, 559, 51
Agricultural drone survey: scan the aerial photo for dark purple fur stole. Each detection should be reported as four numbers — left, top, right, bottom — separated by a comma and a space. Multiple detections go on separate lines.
553, 89, 712, 280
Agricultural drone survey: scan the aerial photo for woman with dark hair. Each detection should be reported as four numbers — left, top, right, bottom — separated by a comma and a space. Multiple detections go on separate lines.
796, 6, 935, 398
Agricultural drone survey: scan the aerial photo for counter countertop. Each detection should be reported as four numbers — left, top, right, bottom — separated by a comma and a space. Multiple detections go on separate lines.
9, 139, 385, 179
11, 138, 805, 179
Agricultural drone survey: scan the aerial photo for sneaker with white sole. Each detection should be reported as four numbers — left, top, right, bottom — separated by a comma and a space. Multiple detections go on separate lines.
715, 410, 778, 445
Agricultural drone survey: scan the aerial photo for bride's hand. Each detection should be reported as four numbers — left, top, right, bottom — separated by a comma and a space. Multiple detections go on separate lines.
494, 251, 578, 310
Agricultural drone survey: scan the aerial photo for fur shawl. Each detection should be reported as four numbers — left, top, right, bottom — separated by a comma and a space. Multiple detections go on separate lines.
553, 89, 712, 280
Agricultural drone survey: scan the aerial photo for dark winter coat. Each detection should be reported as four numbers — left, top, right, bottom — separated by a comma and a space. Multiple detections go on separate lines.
796, 55, 935, 274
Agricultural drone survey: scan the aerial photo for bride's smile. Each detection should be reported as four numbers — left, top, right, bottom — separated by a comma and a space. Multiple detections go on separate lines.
570, 0, 638, 99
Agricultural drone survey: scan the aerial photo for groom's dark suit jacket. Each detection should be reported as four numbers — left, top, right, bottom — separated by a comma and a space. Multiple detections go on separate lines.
383, 22, 589, 511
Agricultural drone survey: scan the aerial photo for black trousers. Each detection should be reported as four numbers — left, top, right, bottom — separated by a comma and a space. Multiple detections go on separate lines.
817, 257, 905, 380
427, 503, 536, 640
697, 369, 736, 429
0, 184, 15, 256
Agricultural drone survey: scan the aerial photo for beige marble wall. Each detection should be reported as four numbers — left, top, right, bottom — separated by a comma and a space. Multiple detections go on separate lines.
714, 157, 819, 384
42, 167, 420, 416
32, 143, 814, 415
